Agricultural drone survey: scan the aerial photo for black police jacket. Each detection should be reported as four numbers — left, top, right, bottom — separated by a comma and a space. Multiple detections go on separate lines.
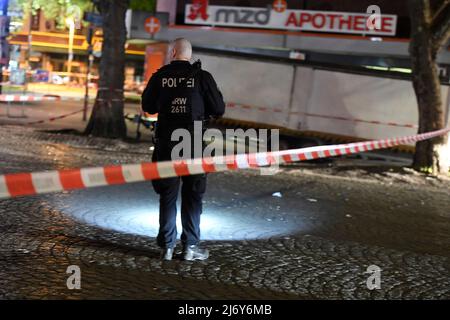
142, 60, 225, 123
141, 60, 226, 160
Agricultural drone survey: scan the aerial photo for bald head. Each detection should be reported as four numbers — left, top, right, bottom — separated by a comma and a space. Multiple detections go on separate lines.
170, 38, 192, 61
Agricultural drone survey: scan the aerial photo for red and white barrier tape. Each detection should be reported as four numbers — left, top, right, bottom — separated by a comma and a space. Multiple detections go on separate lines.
295, 111, 418, 129
0, 94, 121, 125
25, 108, 86, 125
0, 94, 97, 103
0, 128, 448, 200
0, 95, 128, 103
0, 82, 26, 86
0, 95, 60, 102
226, 102, 418, 129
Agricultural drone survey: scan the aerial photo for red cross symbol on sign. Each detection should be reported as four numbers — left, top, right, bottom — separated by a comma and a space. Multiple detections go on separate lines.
272, 0, 287, 13
144, 17, 161, 34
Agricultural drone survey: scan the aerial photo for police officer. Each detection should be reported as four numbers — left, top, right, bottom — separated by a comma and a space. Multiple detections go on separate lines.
142, 38, 225, 261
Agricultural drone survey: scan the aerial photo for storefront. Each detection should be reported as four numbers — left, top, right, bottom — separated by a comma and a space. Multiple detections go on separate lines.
6, 10, 147, 89
176, 0, 410, 37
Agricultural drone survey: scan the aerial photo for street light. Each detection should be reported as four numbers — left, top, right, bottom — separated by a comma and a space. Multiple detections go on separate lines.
83, 26, 94, 121
66, 16, 75, 83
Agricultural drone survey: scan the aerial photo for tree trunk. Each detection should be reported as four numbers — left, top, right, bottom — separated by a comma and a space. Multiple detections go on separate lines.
409, 0, 449, 174
85, 0, 129, 139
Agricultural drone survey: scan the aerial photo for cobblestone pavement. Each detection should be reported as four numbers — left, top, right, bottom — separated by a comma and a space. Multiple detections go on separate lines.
0, 125, 449, 299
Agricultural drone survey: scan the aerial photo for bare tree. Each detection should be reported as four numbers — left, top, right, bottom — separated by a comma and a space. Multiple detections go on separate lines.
85, 0, 129, 138
409, 0, 450, 174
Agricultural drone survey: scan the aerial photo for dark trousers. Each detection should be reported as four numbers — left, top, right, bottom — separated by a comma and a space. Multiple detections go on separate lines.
152, 172, 207, 248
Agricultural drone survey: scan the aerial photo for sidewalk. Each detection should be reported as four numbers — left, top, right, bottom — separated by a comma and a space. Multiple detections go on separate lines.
0, 125, 449, 299
0, 99, 153, 141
